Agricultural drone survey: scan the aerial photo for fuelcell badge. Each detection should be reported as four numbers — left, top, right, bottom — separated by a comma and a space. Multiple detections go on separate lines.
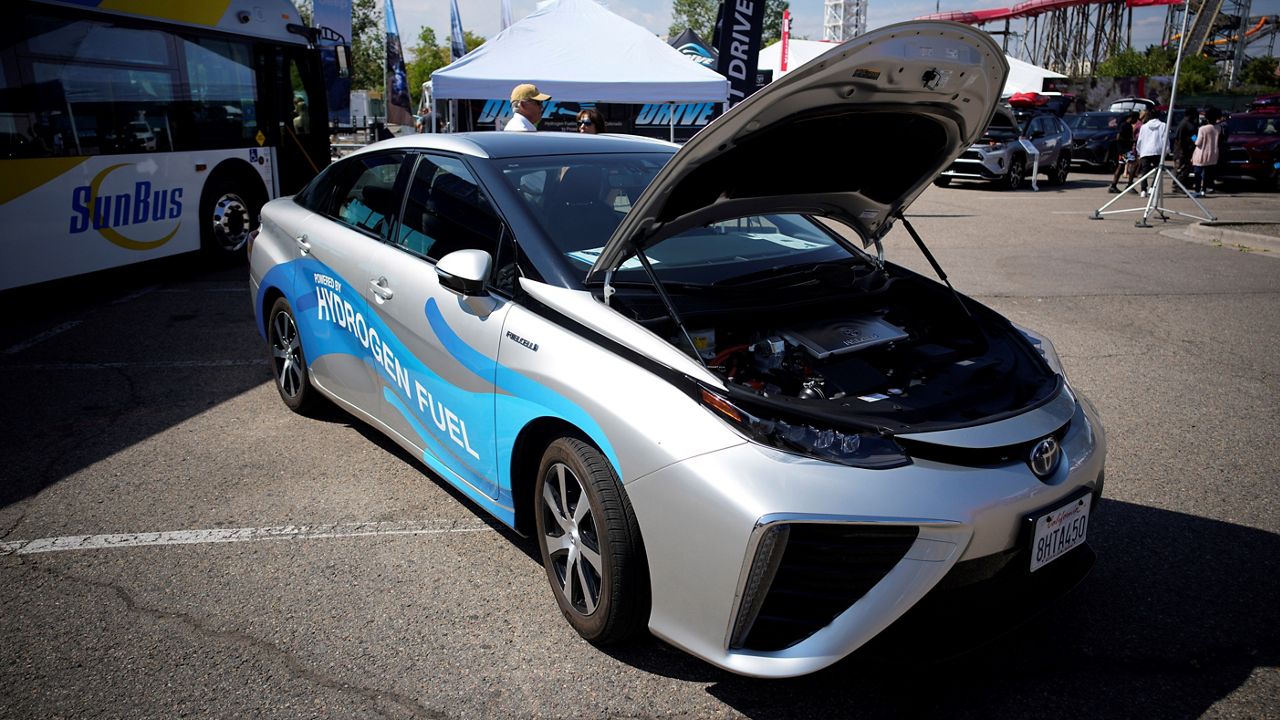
505, 331, 539, 352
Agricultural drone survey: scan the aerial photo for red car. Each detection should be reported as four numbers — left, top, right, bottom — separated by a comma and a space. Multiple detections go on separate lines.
1221, 113, 1280, 191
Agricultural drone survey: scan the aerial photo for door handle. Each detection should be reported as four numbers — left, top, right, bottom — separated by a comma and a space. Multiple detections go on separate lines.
295, 234, 311, 254
369, 276, 394, 300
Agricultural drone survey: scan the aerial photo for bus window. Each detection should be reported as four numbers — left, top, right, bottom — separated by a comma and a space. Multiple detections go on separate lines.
288, 58, 315, 136
13, 14, 177, 156
181, 37, 257, 149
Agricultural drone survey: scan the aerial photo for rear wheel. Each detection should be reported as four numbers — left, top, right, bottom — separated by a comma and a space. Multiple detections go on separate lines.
1048, 153, 1070, 185
535, 437, 647, 644
268, 297, 322, 415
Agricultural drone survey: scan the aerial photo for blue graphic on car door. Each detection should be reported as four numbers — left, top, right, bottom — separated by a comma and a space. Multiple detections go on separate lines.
258, 257, 618, 529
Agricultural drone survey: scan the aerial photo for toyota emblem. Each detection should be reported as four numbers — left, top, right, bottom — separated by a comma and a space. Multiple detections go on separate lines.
1028, 437, 1061, 479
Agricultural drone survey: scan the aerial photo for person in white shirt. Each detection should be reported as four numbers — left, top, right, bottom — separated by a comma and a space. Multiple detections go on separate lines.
504, 83, 549, 132
1135, 112, 1168, 197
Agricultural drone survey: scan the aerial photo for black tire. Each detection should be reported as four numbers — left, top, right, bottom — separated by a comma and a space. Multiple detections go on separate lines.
199, 171, 263, 259
1048, 153, 1070, 186
933, 176, 952, 187
1001, 156, 1026, 191
535, 436, 648, 644
267, 297, 322, 415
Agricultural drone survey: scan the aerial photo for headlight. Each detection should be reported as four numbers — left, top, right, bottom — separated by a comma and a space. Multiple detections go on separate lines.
699, 388, 910, 469
1017, 325, 1068, 379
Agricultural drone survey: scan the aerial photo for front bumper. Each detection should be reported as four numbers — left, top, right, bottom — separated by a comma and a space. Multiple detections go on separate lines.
942, 147, 1011, 180
625, 393, 1105, 678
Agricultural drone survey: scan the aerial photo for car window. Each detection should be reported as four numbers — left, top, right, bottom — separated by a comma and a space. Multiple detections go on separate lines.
329, 153, 405, 240
498, 152, 669, 255
397, 153, 504, 262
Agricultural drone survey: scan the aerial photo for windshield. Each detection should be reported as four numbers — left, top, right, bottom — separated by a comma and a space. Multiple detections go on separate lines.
497, 153, 859, 285
1066, 113, 1123, 131
1226, 115, 1279, 136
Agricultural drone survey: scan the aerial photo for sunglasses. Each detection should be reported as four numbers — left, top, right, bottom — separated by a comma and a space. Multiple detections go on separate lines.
577, 119, 593, 127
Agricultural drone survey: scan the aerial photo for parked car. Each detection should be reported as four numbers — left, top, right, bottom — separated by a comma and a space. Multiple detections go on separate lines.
938, 107, 1073, 188
1064, 111, 1128, 169
249, 21, 1106, 678
1108, 97, 1155, 113
1221, 112, 1280, 190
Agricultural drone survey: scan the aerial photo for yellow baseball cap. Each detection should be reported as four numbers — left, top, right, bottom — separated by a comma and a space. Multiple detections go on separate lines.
511, 83, 551, 103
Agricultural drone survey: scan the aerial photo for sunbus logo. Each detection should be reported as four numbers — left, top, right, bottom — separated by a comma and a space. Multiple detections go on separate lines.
68, 163, 183, 250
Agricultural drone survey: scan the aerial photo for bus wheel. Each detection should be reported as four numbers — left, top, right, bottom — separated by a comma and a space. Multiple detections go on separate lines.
200, 175, 260, 257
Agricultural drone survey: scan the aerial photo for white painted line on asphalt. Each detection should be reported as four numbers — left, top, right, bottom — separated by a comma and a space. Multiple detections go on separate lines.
10, 359, 263, 370
111, 285, 159, 304
3, 321, 82, 355
0, 519, 491, 556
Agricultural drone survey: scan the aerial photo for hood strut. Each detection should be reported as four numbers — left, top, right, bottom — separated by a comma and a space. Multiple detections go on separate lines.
897, 214, 973, 320
632, 244, 707, 367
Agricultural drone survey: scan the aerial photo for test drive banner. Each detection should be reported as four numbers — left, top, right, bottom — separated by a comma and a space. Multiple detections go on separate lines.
715, 0, 766, 107
471, 100, 721, 142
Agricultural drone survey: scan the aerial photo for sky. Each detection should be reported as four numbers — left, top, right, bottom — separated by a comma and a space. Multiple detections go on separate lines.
390, 0, 1280, 58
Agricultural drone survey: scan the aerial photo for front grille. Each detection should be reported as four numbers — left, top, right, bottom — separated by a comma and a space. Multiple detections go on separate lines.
960, 150, 983, 161
897, 420, 1070, 468
739, 523, 919, 651
1229, 147, 1249, 164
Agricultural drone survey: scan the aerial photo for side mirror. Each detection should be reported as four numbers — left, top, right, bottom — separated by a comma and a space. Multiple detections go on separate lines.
335, 45, 351, 79
436, 249, 492, 297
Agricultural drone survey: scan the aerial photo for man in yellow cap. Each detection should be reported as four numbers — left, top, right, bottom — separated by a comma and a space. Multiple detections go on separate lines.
505, 83, 550, 132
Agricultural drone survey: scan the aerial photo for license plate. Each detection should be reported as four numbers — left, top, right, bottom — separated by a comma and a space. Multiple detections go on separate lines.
1029, 493, 1091, 572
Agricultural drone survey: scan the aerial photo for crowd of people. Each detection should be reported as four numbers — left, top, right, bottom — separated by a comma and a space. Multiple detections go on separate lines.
1108, 107, 1229, 198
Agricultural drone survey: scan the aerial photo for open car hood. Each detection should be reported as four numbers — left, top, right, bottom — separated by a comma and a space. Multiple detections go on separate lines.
587, 21, 1008, 279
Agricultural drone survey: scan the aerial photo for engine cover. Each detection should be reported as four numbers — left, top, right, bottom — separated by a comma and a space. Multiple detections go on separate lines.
782, 317, 909, 359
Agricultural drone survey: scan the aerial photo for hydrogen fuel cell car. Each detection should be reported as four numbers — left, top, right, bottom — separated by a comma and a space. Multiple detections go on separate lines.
249, 21, 1106, 678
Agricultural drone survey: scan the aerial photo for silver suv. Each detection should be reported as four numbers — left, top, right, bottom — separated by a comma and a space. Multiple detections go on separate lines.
937, 107, 1073, 190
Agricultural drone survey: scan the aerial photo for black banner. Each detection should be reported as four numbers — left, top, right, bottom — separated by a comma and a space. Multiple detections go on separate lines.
714, 0, 767, 107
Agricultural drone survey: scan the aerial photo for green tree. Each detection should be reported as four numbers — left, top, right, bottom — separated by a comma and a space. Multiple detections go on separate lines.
1095, 48, 1151, 77
1239, 56, 1280, 89
668, 0, 789, 46
1096, 44, 1223, 93
351, 0, 382, 92
406, 27, 486, 98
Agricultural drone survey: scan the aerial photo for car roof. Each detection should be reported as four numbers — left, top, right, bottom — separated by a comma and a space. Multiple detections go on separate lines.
347, 131, 678, 160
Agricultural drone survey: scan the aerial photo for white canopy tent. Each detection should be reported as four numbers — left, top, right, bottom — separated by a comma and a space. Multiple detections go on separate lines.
431, 0, 728, 104
757, 39, 1065, 96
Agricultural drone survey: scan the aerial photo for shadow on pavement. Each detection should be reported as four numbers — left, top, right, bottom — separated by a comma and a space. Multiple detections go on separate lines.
602, 499, 1279, 719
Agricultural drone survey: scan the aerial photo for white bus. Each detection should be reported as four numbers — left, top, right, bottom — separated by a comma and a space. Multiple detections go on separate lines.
0, 0, 333, 289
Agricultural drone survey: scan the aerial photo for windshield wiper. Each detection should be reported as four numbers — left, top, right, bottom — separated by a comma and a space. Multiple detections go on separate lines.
711, 258, 861, 288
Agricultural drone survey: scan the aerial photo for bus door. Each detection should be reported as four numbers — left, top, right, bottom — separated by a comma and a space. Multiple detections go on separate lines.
259, 44, 328, 196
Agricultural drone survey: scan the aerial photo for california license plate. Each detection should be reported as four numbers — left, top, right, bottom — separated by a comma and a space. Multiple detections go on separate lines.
1029, 493, 1091, 572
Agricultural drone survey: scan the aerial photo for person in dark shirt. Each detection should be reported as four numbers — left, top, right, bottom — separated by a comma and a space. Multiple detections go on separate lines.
1108, 112, 1138, 193
1173, 110, 1200, 183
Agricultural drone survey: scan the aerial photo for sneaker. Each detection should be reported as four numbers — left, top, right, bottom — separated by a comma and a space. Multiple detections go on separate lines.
1140, 190, 1147, 197
1195, 191, 1205, 197
1108, 185, 1120, 193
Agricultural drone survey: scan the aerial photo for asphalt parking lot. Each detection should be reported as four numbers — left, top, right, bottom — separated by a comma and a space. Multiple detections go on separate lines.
1, 170, 1277, 719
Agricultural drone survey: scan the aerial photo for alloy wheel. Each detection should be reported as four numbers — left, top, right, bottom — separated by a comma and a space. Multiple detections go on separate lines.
541, 461, 603, 615
271, 310, 304, 399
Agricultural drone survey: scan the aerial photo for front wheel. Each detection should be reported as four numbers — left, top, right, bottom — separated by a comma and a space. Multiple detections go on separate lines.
267, 297, 322, 415
933, 176, 952, 187
535, 437, 648, 644
1002, 156, 1026, 191
200, 173, 262, 258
